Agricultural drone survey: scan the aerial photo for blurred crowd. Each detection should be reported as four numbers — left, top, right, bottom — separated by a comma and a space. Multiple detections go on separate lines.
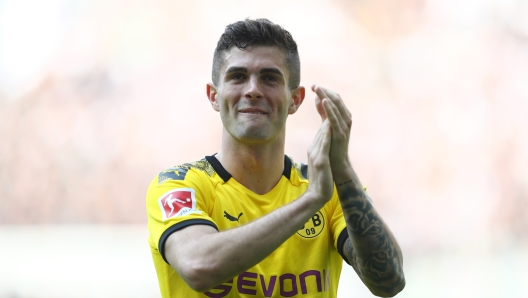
1, 0, 527, 255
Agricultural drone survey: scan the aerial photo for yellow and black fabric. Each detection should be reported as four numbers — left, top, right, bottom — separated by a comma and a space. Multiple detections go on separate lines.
146, 155, 349, 298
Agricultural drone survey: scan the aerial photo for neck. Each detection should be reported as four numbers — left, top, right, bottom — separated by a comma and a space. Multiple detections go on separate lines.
216, 130, 286, 195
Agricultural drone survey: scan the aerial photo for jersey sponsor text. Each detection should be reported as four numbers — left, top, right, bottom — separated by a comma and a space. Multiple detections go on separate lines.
204, 269, 331, 297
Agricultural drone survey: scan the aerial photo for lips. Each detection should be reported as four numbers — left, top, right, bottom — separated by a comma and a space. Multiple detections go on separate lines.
239, 108, 268, 115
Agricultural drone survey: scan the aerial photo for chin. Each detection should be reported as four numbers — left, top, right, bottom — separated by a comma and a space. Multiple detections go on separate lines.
233, 129, 274, 144
237, 134, 270, 143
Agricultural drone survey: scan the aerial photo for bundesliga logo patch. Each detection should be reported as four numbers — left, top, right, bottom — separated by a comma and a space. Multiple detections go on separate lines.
158, 188, 198, 221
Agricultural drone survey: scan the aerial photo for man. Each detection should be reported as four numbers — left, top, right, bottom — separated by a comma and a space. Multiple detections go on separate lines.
146, 18, 405, 297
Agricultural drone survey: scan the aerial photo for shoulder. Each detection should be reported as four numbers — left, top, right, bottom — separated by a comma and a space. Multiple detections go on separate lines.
286, 155, 309, 184
146, 158, 221, 203
146, 158, 223, 216
157, 158, 216, 186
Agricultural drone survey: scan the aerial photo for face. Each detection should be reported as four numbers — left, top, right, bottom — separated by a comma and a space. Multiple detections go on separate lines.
207, 46, 305, 145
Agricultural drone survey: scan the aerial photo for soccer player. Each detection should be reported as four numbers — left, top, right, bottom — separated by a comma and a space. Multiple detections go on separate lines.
146, 18, 405, 297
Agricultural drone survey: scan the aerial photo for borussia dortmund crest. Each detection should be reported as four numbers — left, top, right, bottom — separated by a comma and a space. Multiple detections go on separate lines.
297, 211, 325, 238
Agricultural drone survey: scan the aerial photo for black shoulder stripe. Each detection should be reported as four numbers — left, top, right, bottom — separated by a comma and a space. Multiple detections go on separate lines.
158, 219, 218, 264
158, 167, 189, 185
337, 228, 350, 264
205, 155, 232, 182
283, 155, 292, 180
300, 163, 308, 180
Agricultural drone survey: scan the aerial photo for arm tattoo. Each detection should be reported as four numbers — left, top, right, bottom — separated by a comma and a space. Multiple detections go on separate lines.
338, 179, 405, 295
336, 179, 353, 186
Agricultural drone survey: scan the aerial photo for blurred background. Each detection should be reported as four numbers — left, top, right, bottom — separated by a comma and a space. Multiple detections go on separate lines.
1, 0, 527, 297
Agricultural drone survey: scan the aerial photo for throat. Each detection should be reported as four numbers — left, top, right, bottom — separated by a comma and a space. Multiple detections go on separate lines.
237, 172, 282, 195
216, 151, 286, 195
216, 136, 288, 194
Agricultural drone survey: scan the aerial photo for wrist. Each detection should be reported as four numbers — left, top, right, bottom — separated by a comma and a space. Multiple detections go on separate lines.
331, 160, 353, 180
333, 163, 364, 191
303, 187, 330, 210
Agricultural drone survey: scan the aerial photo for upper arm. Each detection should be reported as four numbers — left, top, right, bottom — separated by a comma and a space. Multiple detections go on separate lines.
164, 224, 218, 291
164, 224, 218, 270
146, 166, 218, 264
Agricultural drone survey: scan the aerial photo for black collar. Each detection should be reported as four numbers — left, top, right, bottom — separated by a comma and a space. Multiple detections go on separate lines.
205, 154, 292, 182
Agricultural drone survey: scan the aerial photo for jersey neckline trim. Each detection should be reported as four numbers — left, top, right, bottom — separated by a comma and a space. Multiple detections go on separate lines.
205, 154, 292, 182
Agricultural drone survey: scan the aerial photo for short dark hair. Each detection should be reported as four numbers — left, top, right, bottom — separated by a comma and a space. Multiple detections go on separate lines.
212, 18, 300, 89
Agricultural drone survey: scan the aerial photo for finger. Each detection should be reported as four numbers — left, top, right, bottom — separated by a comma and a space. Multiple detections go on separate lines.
321, 87, 352, 118
318, 86, 351, 119
311, 120, 331, 164
318, 87, 352, 130
313, 85, 352, 120
318, 120, 332, 147
320, 120, 332, 154
323, 98, 347, 136
308, 121, 331, 168
312, 86, 327, 121
309, 119, 329, 153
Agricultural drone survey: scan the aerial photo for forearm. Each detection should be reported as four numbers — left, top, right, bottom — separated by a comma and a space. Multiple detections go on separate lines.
166, 190, 325, 291
334, 165, 405, 297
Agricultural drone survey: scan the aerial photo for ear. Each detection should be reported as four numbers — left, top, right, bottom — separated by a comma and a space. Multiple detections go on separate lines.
288, 86, 305, 114
206, 83, 220, 112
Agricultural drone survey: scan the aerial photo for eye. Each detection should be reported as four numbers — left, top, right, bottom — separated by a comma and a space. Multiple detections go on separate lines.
262, 75, 277, 82
231, 73, 246, 81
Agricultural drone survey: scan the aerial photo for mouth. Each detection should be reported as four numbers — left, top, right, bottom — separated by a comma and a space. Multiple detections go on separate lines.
239, 108, 268, 115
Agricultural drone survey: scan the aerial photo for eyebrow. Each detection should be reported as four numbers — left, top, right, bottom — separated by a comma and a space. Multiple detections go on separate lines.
260, 68, 284, 77
224, 67, 285, 77
225, 66, 247, 74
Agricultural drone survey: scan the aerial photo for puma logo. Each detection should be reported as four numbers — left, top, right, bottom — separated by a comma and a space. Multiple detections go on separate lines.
224, 211, 243, 222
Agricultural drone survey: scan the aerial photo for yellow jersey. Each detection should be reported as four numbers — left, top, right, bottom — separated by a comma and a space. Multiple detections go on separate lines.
146, 155, 349, 297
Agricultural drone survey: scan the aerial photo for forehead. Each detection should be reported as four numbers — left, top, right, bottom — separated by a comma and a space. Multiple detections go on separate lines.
221, 46, 288, 74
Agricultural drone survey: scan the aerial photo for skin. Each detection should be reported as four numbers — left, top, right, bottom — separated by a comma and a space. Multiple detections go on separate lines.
205, 46, 306, 194
313, 85, 406, 296
164, 45, 405, 296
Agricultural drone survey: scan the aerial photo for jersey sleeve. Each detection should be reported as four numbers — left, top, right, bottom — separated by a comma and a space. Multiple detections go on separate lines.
146, 167, 218, 263
325, 187, 348, 262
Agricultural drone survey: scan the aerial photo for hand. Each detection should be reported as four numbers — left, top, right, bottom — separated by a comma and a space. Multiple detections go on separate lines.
306, 119, 334, 205
312, 84, 352, 174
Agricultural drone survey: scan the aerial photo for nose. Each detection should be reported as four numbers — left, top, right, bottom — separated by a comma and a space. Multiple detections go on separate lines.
244, 76, 263, 100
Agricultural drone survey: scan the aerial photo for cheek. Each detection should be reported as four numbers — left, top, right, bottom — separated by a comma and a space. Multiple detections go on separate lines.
218, 88, 241, 107
282, 98, 294, 112
217, 98, 236, 118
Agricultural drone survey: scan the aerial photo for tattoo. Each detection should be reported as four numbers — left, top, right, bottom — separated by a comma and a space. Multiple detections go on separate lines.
338, 179, 404, 295
336, 179, 353, 186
